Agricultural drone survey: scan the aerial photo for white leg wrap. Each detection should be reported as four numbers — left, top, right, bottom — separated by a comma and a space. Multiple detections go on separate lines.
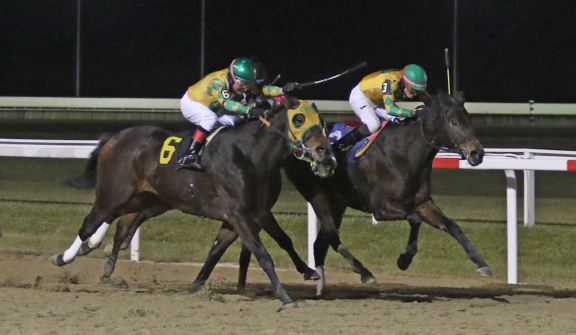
89, 222, 110, 248
316, 265, 326, 296
63, 236, 83, 263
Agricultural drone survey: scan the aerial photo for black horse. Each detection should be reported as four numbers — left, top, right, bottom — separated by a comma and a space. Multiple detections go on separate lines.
54, 97, 336, 307
202, 91, 491, 294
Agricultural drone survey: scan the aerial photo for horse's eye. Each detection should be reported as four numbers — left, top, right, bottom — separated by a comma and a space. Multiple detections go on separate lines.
292, 114, 305, 128
451, 120, 458, 126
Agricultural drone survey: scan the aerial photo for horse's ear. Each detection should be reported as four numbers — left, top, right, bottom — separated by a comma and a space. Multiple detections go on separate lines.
453, 91, 465, 104
280, 96, 300, 109
311, 102, 318, 112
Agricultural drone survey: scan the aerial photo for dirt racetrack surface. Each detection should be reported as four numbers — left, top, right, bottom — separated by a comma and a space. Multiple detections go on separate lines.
1, 253, 576, 335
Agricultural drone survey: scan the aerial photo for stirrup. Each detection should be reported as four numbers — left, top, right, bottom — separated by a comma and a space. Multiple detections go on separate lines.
177, 155, 204, 171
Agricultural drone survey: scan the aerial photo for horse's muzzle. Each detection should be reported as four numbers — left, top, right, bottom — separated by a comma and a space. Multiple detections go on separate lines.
311, 146, 336, 178
460, 147, 484, 166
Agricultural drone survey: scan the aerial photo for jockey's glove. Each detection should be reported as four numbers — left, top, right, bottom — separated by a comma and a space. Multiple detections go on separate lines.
411, 105, 426, 118
283, 82, 300, 94
248, 107, 266, 119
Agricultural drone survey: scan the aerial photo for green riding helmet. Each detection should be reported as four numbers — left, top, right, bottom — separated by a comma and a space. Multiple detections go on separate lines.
229, 58, 256, 84
401, 64, 427, 91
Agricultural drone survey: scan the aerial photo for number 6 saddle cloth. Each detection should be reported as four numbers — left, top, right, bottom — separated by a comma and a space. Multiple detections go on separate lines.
158, 127, 225, 166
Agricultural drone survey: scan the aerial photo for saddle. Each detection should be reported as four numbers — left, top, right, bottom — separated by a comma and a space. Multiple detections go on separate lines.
328, 121, 388, 163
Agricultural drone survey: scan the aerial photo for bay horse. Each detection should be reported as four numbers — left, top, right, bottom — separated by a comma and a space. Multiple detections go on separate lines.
204, 91, 492, 294
53, 97, 336, 307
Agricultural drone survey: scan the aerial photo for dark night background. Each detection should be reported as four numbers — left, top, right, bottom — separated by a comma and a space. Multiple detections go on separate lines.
1, 0, 575, 103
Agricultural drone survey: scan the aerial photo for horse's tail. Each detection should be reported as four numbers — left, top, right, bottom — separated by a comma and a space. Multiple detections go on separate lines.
62, 133, 113, 189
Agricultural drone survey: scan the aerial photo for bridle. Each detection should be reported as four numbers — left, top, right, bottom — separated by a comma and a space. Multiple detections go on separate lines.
257, 111, 326, 173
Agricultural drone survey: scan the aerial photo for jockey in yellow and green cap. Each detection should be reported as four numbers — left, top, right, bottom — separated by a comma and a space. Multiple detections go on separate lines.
178, 58, 299, 170
333, 64, 432, 153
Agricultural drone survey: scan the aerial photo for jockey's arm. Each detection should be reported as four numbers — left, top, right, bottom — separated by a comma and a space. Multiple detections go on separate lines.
209, 78, 250, 114
382, 79, 413, 117
261, 85, 285, 97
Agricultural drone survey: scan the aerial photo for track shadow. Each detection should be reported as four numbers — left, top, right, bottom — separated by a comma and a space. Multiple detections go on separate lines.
214, 282, 576, 303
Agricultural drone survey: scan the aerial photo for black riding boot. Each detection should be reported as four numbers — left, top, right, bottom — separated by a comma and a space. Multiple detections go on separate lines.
332, 124, 371, 153
178, 140, 205, 171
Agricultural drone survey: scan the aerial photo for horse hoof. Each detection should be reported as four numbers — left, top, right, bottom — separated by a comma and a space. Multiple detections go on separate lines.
98, 274, 111, 283
190, 282, 204, 293
278, 301, 298, 311
77, 242, 94, 256
476, 267, 493, 277
303, 269, 321, 281
51, 254, 70, 266
397, 254, 412, 271
104, 244, 113, 257
361, 274, 377, 284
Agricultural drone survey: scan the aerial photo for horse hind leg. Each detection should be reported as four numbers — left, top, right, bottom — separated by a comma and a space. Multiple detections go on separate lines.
102, 213, 141, 258
397, 213, 422, 271
76, 221, 112, 257
52, 205, 115, 266
103, 205, 169, 279
417, 199, 492, 276
237, 243, 251, 292
191, 221, 240, 293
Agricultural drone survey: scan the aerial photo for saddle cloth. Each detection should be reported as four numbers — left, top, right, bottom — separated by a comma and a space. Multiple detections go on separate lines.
158, 127, 225, 166
328, 121, 388, 163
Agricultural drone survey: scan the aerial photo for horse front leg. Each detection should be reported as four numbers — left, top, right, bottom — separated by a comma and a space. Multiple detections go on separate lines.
417, 199, 492, 276
397, 213, 422, 271
313, 200, 376, 296
228, 213, 295, 307
191, 221, 239, 293
256, 212, 319, 281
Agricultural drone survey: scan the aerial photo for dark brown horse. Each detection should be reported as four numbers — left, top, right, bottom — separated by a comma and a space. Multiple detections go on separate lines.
54, 97, 336, 307
204, 91, 491, 294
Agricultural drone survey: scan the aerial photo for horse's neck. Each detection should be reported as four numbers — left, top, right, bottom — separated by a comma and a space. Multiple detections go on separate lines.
377, 123, 439, 161
236, 116, 291, 168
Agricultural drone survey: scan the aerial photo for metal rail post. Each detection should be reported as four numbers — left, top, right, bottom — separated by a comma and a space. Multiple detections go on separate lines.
130, 228, 141, 262
523, 152, 535, 226
307, 203, 317, 268
505, 170, 518, 284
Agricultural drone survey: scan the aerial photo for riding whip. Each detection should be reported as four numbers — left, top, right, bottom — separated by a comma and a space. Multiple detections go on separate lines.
298, 61, 368, 88
445, 48, 451, 95
269, 74, 281, 86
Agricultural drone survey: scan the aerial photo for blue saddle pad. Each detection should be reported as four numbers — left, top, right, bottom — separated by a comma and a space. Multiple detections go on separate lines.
328, 122, 369, 164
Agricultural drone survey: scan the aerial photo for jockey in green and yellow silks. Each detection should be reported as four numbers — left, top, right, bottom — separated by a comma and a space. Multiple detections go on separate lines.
179, 58, 299, 170
333, 64, 432, 153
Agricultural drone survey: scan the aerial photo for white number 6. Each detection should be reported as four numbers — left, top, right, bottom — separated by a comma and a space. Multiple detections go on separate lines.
221, 89, 231, 99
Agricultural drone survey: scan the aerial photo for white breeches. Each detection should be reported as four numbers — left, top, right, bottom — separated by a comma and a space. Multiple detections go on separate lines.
180, 93, 238, 131
348, 85, 401, 133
